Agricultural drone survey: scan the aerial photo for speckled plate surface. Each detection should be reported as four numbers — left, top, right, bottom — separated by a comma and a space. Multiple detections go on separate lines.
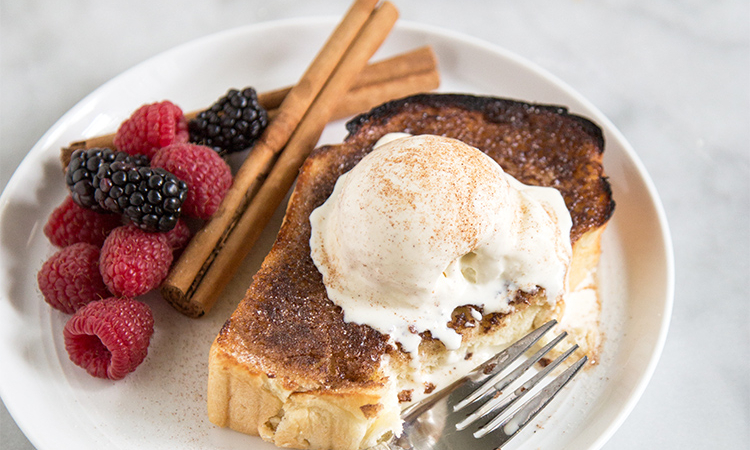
0, 18, 673, 450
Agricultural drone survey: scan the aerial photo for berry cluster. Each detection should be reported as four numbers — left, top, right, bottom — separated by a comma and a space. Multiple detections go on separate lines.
40, 95, 246, 380
40, 87, 267, 380
38, 212, 179, 379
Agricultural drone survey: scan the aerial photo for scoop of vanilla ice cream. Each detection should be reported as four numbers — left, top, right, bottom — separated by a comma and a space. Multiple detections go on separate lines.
309, 134, 572, 353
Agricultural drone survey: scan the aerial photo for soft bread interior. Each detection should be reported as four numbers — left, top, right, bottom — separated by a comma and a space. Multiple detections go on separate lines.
208, 298, 565, 450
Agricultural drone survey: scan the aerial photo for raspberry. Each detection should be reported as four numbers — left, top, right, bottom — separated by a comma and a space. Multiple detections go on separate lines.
152, 143, 232, 220
99, 225, 173, 297
113, 101, 189, 158
163, 218, 192, 251
63, 297, 154, 380
188, 87, 268, 155
44, 196, 122, 247
37, 243, 109, 314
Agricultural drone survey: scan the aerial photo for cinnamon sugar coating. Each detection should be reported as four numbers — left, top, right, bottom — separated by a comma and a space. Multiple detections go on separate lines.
217, 94, 614, 388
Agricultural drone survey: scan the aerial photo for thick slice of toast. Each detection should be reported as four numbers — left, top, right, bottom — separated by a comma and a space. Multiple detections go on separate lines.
207, 94, 615, 450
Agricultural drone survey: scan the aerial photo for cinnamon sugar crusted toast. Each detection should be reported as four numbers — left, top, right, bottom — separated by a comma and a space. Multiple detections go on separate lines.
207, 94, 615, 450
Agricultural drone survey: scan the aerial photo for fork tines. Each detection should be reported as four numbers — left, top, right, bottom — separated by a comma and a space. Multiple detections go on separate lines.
455, 320, 588, 445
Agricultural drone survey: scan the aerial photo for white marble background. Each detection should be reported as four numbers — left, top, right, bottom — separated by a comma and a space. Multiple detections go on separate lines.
1, 0, 748, 449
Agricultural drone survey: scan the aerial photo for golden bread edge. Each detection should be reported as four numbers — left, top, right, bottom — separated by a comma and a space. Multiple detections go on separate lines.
208, 339, 401, 450
207, 300, 564, 450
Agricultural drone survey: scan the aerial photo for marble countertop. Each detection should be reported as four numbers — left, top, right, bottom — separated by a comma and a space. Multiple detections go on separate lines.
1, 0, 748, 448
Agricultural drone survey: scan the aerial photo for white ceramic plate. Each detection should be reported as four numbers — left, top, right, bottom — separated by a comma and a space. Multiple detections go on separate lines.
0, 18, 673, 450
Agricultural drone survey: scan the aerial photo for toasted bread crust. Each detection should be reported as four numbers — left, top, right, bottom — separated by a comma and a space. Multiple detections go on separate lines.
208, 94, 615, 449
343, 94, 614, 243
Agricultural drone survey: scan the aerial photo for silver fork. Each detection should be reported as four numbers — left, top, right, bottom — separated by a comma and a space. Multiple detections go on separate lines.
370, 320, 587, 450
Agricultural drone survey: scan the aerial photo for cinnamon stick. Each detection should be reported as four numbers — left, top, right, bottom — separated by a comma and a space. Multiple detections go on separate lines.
161, 0, 399, 317
175, 3, 401, 316
59, 45, 437, 168
264, 65, 439, 122
326, 68, 439, 121
258, 45, 437, 111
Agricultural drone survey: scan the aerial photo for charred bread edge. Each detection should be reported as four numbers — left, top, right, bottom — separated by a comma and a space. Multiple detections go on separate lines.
345, 93, 605, 150
345, 92, 615, 228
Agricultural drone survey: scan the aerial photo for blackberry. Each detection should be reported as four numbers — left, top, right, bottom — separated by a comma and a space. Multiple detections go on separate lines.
188, 87, 268, 155
66, 148, 148, 211
93, 162, 188, 232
